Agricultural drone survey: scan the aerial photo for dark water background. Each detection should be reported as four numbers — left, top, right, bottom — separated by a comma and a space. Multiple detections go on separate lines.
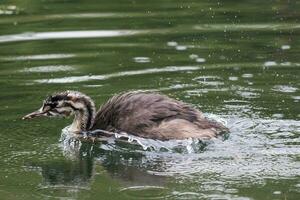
0, 0, 299, 199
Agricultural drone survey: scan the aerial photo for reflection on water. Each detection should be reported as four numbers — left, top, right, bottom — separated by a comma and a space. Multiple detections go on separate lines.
0, 30, 144, 43
0, 5, 18, 15
193, 23, 300, 31
30, 114, 300, 199
20, 65, 75, 73
2, 53, 76, 61
32, 135, 170, 199
34, 66, 201, 83
272, 85, 298, 93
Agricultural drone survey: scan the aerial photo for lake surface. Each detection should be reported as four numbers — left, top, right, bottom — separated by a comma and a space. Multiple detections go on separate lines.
0, 0, 299, 199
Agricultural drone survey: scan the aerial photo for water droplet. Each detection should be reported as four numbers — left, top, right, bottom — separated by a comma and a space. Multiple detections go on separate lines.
281, 45, 290, 50
176, 45, 187, 51
189, 54, 198, 59
229, 76, 238, 81
133, 57, 151, 63
195, 58, 206, 63
264, 61, 277, 67
272, 114, 284, 119
167, 41, 178, 46
273, 191, 282, 195
241, 73, 253, 78
280, 62, 291, 66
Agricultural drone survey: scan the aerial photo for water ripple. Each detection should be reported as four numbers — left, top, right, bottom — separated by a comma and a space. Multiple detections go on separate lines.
194, 23, 300, 31
272, 85, 298, 93
1, 53, 75, 61
19, 65, 75, 73
0, 30, 144, 43
34, 66, 201, 84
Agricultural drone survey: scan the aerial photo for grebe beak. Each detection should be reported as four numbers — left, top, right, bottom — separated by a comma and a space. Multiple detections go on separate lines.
22, 102, 53, 120
22, 110, 47, 120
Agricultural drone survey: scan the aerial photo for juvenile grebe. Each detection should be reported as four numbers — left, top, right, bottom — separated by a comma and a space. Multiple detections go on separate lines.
22, 91, 228, 140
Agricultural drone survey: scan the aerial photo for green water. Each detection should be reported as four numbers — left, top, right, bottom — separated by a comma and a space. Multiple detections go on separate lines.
0, 0, 300, 199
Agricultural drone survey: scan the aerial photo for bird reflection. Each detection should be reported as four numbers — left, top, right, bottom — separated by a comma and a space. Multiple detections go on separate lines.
35, 136, 168, 191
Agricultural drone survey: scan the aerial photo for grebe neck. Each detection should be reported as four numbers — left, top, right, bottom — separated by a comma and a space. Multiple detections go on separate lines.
68, 93, 96, 133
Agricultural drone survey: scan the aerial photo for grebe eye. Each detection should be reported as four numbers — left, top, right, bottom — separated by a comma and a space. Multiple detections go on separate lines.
45, 102, 58, 108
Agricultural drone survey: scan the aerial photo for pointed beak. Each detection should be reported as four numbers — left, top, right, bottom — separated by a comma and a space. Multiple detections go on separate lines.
22, 110, 47, 120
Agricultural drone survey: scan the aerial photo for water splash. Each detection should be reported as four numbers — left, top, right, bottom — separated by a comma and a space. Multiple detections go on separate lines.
59, 119, 226, 154
59, 112, 228, 155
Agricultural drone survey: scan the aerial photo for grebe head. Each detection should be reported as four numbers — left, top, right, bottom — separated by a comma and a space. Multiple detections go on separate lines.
22, 91, 96, 132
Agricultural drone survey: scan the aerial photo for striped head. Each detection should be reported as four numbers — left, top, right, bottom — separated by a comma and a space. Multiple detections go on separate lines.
22, 91, 96, 131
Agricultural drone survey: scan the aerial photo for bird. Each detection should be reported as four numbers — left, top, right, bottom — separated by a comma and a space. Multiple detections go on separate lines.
22, 90, 228, 140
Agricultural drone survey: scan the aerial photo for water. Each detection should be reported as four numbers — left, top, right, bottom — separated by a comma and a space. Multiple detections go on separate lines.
0, 0, 299, 199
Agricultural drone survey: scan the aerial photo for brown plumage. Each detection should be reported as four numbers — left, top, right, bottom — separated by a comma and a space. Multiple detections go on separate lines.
23, 91, 228, 140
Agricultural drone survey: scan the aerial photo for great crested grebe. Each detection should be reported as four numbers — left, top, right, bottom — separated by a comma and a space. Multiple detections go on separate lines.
22, 91, 228, 140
